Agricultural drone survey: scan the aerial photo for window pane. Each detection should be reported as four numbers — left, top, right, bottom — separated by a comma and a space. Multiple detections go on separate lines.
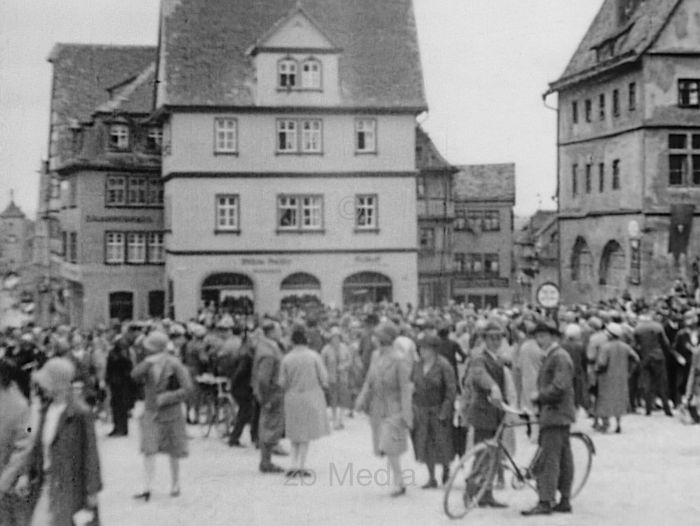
693, 155, 700, 185
670, 155, 687, 185
669, 134, 687, 149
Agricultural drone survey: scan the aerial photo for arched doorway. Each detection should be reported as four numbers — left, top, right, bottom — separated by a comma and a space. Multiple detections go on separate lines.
342, 272, 392, 306
280, 272, 321, 310
201, 273, 254, 314
571, 237, 594, 284
599, 240, 626, 290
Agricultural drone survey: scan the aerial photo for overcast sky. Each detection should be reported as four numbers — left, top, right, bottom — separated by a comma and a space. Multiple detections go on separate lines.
0, 0, 601, 218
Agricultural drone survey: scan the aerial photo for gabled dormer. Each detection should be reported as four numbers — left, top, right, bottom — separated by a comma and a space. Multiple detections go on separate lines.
247, 5, 342, 106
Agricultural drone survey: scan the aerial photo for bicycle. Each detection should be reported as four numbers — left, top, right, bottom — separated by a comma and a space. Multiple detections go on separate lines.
443, 404, 595, 519
195, 374, 238, 440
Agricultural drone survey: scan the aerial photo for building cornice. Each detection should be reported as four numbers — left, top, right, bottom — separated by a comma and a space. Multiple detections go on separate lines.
166, 248, 418, 257
56, 162, 161, 176
559, 122, 700, 147
153, 104, 427, 118
163, 171, 418, 182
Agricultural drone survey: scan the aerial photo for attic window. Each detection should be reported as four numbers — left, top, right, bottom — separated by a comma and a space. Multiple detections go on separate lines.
147, 128, 163, 151
109, 124, 130, 151
279, 59, 297, 89
301, 58, 321, 89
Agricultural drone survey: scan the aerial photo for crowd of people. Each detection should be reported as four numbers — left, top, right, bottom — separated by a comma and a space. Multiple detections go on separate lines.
1, 285, 700, 523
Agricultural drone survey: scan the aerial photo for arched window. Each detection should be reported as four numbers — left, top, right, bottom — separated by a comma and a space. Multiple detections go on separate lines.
342, 272, 393, 306
301, 58, 321, 89
571, 237, 593, 283
201, 273, 255, 314
281, 272, 321, 290
599, 240, 626, 287
278, 59, 298, 88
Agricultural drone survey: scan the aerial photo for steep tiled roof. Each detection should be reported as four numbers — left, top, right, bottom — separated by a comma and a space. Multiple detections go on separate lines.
453, 164, 516, 204
549, 0, 680, 91
48, 44, 157, 166
0, 200, 26, 219
96, 63, 156, 115
416, 126, 453, 172
157, 0, 426, 109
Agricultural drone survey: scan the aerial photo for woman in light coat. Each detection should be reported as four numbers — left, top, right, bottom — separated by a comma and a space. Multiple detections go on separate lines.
595, 323, 639, 433
279, 325, 330, 477
355, 321, 413, 497
131, 331, 192, 500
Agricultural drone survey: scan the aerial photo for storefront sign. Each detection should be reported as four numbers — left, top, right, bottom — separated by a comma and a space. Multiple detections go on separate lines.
86, 215, 155, 224
241, 257, 292, 274
355, 255, 382, 264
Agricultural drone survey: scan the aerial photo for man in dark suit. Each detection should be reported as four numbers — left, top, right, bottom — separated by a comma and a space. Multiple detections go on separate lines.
522, 320, 576, 517
465, 319, 507, 508
633, 312, 673, 416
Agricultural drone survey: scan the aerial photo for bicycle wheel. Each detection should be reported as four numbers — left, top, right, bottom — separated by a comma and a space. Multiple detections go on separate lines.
569, 432, 594, 499
443, 442, 498, 519
215, 396, 236, 439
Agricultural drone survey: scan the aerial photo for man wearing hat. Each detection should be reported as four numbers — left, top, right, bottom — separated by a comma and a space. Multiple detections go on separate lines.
464, 318, 508, 508
252, 320, 286, 473
28, 357, 102, 525
522, 320, 575, 516
633, 311, 673, 416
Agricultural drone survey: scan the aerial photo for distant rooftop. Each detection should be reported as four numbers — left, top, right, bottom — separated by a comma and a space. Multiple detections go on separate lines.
416, 126, 454, 172
0, 199, 26, 219
453, 164, 516, 204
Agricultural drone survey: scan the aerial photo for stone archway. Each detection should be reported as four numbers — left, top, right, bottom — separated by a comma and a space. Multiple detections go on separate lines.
599, 240, 626, 290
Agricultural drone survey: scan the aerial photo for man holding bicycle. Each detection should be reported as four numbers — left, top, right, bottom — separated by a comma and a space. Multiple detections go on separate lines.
522, 320, 576, 516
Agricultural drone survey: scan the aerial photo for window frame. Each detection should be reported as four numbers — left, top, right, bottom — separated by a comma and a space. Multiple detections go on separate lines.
276, 194, 324, 233
584, 99, 592, 122
147, 232, 165, 264
214, 117, 239, 155
300, 57, 322, 90
108, 123, 130, 151
300, 119, 323, 153
104, 232, 125, 265
678, 79, 700, 108
215, 194, 241, 234
628, 82, 637, 111
585, 163, 592, 194
106, 175, 128, 206
276, 119, 299, 153
68, 232, 78, 264
572, 163, 579, 197
126, 232, 147, 264
598, 162, 605, 192
354, 194, 379, 232
355, 118, 377, 154
599, 93, 606, 120
419, 227, 435, 252
278, 58, 298, 89
612, 89, 620, 117
146, 127, 163, 152
612, 159, 621, 190
571, 101, 578, 124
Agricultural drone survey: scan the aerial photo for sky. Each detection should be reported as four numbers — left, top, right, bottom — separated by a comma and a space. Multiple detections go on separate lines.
0, 0, 602, 218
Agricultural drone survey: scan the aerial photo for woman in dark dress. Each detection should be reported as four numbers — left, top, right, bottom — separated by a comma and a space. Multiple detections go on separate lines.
411, 335, 457, 488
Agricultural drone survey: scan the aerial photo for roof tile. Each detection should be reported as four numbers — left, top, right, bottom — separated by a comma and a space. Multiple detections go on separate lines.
452, 164, 516, 204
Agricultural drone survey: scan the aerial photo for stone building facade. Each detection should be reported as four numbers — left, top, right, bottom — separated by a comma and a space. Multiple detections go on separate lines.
452, 164, 516, 309
156, 0, 426, 317
548, 0, 700, 303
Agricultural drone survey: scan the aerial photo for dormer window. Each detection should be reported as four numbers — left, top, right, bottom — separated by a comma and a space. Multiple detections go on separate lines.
109, 124, 130, 151
301, 58, 321, 89
147, 128, 163, 151
279, 59, 297, 89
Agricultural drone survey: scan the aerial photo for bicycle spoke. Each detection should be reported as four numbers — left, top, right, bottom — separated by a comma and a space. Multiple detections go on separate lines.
443, 443, 496, 519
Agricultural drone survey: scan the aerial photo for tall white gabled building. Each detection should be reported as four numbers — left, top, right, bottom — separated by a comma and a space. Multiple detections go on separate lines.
155, 0, 427, 316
